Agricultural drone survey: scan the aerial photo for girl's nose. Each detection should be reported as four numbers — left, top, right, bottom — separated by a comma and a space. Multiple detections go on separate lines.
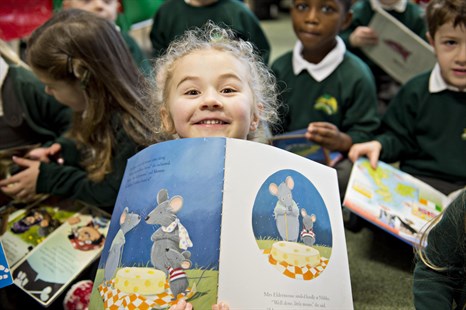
200, 90, 223, 110
305, 8, 320, 24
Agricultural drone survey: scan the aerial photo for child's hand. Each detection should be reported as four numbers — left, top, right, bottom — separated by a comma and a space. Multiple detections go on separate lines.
348, 141, 382, 169
349, 26, 378, 47
27, 143, 64, 164
305, 122, 352, 152
169, 299, 193, 310
212, 302, 229, 310
0, 157, 40, 202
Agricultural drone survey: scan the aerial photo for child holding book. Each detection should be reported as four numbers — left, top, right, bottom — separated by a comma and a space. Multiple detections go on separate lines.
348, 0, 466, 196
150, 21, 280, 309
0, 9, 158, 209
149, 0, 271, 64
339, 0, 427, 104
271, 0, 380, 199
413, 189, 465, 309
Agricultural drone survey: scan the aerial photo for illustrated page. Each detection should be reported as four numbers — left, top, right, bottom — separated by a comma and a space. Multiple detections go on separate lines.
218, 139, 353, 309
11, 206, 110, 306
361, 7, 436, 84
343, 158, 449, 245
90, 138, 227, 309
0, 241, 13, 289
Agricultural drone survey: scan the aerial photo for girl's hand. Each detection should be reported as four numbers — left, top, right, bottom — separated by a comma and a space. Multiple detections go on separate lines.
0, 157, 40, 202
169, 299, 193, 310
305, 122, 352, 152
348, 141, 382, 169
27, 143, 64, 164
212, 302, 229, 310
349, 26, 378, 47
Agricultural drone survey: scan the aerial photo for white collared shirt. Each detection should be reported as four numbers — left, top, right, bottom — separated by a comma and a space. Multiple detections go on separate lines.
370, 0, 407, 13
292, 36, 346, 82
429, 63, 466, 93
0, 56, 9, 116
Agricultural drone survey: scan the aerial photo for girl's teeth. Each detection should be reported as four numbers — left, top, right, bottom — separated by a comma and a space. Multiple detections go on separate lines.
201, 120, 223, 124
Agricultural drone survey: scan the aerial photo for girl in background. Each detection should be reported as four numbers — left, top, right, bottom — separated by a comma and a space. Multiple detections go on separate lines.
0, 9, 158, 209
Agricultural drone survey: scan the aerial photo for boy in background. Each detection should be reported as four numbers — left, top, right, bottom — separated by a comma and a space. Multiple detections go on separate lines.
62, 0, 151, 75
349, 0, 466, 197
271, 0, 380, 200
339, 0, 427, 106
149, 0, 271, 64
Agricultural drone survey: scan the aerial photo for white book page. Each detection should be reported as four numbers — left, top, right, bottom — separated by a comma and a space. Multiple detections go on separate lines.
218, 139, 353, 309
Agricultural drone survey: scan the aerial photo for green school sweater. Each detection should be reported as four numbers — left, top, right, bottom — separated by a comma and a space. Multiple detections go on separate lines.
271, 51, 380, 144
121, 32, 151, 76
377, 71, 466, 184
413, 191, 466, 309
36, 117, 141, 209
149, 0, 271, 64
339, 0, 427, 71
1, 66, 71, 148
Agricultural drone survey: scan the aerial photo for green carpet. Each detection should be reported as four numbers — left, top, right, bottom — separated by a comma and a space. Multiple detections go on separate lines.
345, 221, 416, 310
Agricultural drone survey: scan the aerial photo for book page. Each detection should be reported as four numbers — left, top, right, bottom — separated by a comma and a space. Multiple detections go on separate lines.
361, 7, 436, 84
10, 206, 110, 306
218, 139, 353, 309
0, 241, 13, 289
343, 158, 448, 246
90, 138, 227, 310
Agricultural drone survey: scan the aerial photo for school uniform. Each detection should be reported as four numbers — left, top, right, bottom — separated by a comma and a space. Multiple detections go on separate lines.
0, 59, 72, 150
35, 116, 141, 209
149, 0, 271, 64
376, 64, 466, 190
271, 37, 380, 144
413, 191, 466, 309
121, 32, 151, 76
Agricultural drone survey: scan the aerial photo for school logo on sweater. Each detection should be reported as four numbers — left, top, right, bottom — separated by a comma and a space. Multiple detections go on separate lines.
314, 94, 338, 115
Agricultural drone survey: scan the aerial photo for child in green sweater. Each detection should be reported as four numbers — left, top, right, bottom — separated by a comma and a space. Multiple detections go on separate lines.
271, 0, 380, 200
349, 0, 466, 197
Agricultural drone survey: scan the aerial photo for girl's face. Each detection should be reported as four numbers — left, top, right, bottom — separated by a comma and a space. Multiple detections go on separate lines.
33, 69, 87, 112
428, 23, 466, 91
291, 0, 351, 63
163, 49, 259, 140
63, 0, 119, 22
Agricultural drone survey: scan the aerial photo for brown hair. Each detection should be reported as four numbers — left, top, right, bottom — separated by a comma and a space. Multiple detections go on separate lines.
27, 9, 158, 181
426, 0, 466, 38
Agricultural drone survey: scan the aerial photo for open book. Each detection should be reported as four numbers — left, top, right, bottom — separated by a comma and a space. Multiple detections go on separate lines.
271, 129, 343, 167
361, 7, 436, 84
89, 137, 353, 309
343, 158, 463, 246
0, 241, 13, 289
1, 200, 110, 307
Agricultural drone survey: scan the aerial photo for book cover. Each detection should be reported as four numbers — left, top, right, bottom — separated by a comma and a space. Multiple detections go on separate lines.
343, 158, 460, 246
90, 137, 353, 309
5, 203, 110, 307
361, 7, 436, 84
271, 129, 343, 167
0, 241, 13, 289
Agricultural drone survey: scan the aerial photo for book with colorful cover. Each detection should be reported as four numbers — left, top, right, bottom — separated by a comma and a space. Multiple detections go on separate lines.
89, 137, 353, 309
1, 200, 110, 307
343, 158, 462, 246
271, 129, 343, 167
361, 7, 436, 84
0, 241, 13, 289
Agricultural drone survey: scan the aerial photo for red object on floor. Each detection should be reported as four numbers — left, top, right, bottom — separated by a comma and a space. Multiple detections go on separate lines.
0, 0, 53, 41
63, 280, 93, 310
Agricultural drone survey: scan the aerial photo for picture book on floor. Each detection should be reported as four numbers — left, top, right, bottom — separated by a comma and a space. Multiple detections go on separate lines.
0, 241, 12, 289
1, 200, 110, 307
361, 7, 436, 84
89, 137, 353, 309
271, 129, 343, 167
343, 158, 462, 246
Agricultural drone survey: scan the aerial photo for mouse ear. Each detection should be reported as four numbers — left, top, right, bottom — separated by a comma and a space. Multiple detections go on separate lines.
157, 189, 169, 204
300, 208, 307, 217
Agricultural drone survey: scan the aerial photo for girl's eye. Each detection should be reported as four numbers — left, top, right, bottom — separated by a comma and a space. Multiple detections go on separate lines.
185, 89, 199, 95
295, 3, 308, 11
221, 88, 236, 94
321, 5, 335, 13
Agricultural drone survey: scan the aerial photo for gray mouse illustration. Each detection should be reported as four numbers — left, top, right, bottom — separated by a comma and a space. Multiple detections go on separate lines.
165, 248, 191, 301
300, 208, 317, 246
145, 189, 192, 275
269, 176, 300, 242
104, 207, 141, 285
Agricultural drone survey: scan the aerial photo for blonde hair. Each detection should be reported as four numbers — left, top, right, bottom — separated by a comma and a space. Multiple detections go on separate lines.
27, 9, 158, 181
149, 21, 279, 142
0, 39, 29, 69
